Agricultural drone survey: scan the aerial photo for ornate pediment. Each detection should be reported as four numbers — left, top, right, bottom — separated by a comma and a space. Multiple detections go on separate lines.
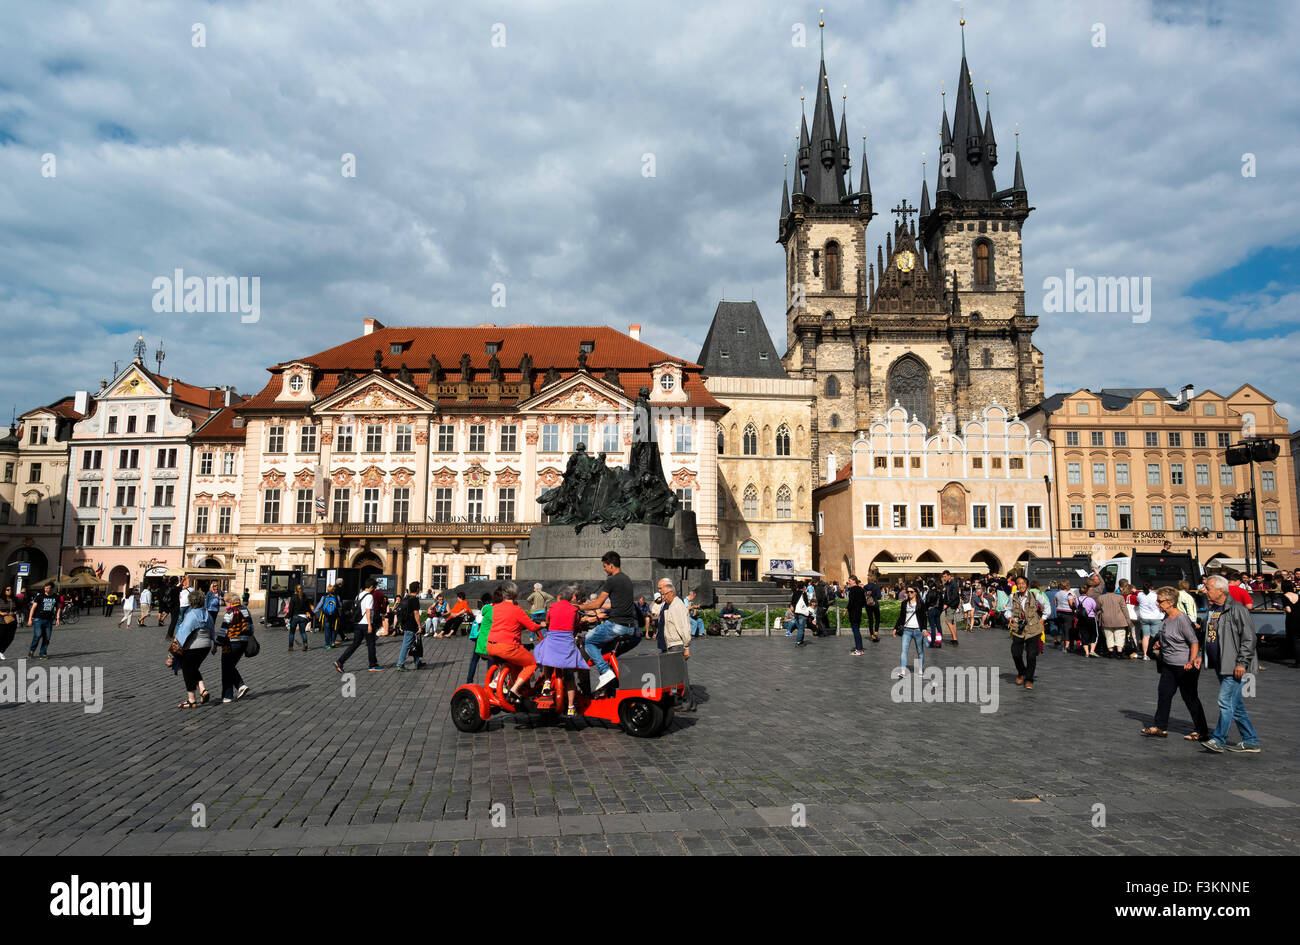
868, 220, 944, 317
519, 372, 628, 415
317, 374, 433, 415
431, 465, 457, 487
463, 463, 489, 487
260, 469, 286, 487
358, 464, 386, 486
109, 367, 164, 399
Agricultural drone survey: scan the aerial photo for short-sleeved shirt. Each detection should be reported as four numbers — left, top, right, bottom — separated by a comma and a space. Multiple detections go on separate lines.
600, 571, 636, 626
32, 593, 59, 619
397, 593, 420, 633
1228, 585, 1252, 608
358, 592, 374, 628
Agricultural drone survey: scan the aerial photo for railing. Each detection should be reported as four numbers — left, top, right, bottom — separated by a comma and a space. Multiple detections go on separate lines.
320, 520, 536, 538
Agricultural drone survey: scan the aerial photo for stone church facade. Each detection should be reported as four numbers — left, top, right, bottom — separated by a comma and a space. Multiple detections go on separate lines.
778, 32, 1045, 483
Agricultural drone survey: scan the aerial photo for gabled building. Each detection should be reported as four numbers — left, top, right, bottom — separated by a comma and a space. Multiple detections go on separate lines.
226, 319, 725, 598
0, 396, 83, 588
699, 300, 816, 580
61, 343, 236, 592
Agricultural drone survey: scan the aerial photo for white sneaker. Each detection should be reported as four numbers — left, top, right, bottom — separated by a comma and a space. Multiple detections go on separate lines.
0, 652, 5, 660
236, 685, 250, 700
597, 669, 617, 689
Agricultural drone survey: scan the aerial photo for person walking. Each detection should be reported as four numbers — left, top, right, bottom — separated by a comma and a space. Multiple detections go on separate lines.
940, 570, 962, 646
1140, 586, 1209, 740
1201, 575, 1260, 754
1134, 584, 1162, 661
137, 584, 153, 626
1009, 577, 1045, 690
1282, 579, 1300, 669
1096, 584, 1133, 659
165, 577, 186, 639
116, 587, 137, 628
394, 581, 424, 671
845, 575, 866, 655
334, 581, 382, 674
216, 593, 253, 703
204, 583, 222, 631
893, 585, 926, 678
790, 584, 812, 646
318, 580, 344, 648
286, 584, 311, 651
174, 601, 212, 708
656, 577, 696, 712
1051, 581, 1075, 649
27, 582, 60, 659
0, 586, 18, 659
863, 575, 882, 642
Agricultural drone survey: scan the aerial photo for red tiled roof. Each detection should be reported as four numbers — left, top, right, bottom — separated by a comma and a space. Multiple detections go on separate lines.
21, 396, 83, 422
832, 461, 852, 484
192, 405, 248, 441
138, 365, 236, 411
238, 325, 721, 411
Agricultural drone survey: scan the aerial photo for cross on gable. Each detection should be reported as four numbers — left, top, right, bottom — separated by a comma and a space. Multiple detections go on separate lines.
891, 200, 917, 224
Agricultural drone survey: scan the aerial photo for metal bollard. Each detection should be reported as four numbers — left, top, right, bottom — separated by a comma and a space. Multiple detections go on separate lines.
836, 607, 841, 636
765, 603, 770, 636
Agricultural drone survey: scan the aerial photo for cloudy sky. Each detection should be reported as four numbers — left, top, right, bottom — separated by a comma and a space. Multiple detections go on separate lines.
2, 0, 1298, 423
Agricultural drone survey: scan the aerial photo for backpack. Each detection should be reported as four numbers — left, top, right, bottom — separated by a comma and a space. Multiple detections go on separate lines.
343, 593, 365, 626
322, 594, 338, 617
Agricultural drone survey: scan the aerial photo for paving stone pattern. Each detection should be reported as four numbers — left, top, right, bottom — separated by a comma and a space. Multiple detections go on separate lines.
1, 616, 1297, 855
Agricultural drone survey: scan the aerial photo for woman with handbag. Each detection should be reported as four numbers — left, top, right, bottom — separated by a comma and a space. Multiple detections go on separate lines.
1140, 586, 1208, 740
216, 593, 254, 703
173, 604, 212, 708
0, 586, 18, 658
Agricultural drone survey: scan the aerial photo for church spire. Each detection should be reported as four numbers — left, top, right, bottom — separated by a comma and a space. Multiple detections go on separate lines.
802, 24, 846, 205
920, 177, 931, 219
1013, 129, 1027, 196
947, 21, 996, 200
983, 91, 998, 167
780, 160, 791, 220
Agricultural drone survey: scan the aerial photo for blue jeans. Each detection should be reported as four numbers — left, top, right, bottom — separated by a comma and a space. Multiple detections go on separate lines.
793, 613, 808, 643
900, 627, 925, 672
1210, 673, 1258, 746
927, 607, 941, 633
584, 620, 636, 673
288, 615, 310, 645
396, 629, 420, 667
30, 618, 53, 655
689, 616, 705, 637
322, 618, 339, 647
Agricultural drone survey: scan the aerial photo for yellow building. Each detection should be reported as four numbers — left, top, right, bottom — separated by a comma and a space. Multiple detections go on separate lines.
699, 301, 816, 581
813, 402, 1053, 582
1021, 386, 1299, 572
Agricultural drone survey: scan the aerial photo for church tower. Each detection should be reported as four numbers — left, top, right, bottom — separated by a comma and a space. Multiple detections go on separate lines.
778, 18, 874, 480
918, 20, 1044, 417
778, 19, 1044, 482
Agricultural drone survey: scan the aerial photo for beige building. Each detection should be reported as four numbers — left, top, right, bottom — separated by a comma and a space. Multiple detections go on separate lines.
1022, 386, 1299, 571
216, 319, 725, 601
813, 402, 1053, 581
698, 301, 816, 581
0, 396, 83, 589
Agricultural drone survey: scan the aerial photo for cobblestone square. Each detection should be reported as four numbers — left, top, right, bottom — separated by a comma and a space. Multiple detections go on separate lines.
2, 614, 1296, 855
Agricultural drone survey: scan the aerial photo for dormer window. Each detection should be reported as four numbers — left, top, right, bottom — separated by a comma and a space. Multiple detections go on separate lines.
579, 341, 595, 354
720, 348, 730, 359
660, 373, 676, 392
758, 352, 768, 360
736, 326, 746, 334
289, 374, 304, 392
485, 342, 500, 355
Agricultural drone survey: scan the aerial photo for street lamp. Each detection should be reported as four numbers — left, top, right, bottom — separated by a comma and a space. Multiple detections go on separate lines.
1180, 526, 1210, 561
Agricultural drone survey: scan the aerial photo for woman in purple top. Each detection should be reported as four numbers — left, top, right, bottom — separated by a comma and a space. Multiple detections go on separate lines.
1076, 592, 1100, 658
531, 585, 588, 718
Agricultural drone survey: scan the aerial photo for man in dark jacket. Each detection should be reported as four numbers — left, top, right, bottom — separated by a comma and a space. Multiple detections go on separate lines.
940, 570, 962, 646
1201, 575, 1260, 753
846, 576, 867, 654
811, 577, 831, 637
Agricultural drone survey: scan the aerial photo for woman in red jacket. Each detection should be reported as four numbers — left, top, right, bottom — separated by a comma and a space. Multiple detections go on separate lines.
486, 582, 542, 705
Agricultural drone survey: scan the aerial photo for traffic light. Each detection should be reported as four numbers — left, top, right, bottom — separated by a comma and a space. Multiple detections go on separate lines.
1230, 495, 1255, 522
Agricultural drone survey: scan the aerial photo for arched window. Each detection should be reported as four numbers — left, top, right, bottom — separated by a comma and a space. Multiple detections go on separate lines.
717, 429, 725, 454
887, 354, 932, 427
743, 424, 757, 455
717, 485, 726, 517
981, 348, 992, 368
974, 240, 993, 288
742, 485, 758, 518
825, 375, 839, 398
776, 485, 792, 519
830, 414, 841, 429
775, 424, 791, 456
825, 241, 841, 290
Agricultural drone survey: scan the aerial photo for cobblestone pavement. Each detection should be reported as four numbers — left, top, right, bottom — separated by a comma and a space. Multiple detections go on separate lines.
2, 614, 1296, 855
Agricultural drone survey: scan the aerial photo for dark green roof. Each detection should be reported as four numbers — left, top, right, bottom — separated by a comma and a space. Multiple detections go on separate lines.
697, 301, 785, 379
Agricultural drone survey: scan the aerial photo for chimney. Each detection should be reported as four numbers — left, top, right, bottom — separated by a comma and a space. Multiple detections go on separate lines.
223, 386, 232, 407
826, 453, 836, 481
167, 377, 174, 395
74, 390, 89, 416
628, 324, 641, 341
363, 316, 384, 336
1181, 383, 1194, 404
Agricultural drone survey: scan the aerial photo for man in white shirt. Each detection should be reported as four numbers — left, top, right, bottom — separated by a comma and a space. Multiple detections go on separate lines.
655, 578, 695, 712
137, 585, 153, 624
117, 589, 137, 628
333, 580, 383, 674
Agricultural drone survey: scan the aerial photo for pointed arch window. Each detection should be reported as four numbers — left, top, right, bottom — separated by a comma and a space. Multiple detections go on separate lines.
974, 240, 994, 288
887, 355, 932, 428
981, 348, 992, 368
742, 485, 758, 518
776, 485, 792, 519
717, 429, 725, 454
743, 424, 757, 456
775, 424, 791, 456
825, 241, 842, 290
825, 375, 839, 398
